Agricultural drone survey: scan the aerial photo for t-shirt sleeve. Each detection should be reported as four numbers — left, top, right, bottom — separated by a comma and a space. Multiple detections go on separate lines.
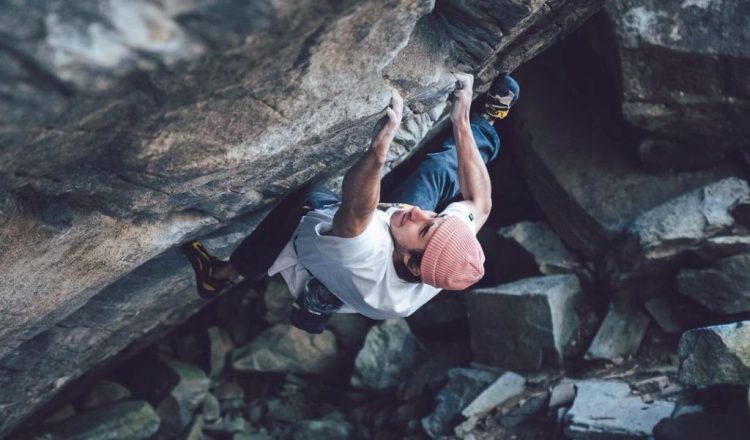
439, 202, 477, 234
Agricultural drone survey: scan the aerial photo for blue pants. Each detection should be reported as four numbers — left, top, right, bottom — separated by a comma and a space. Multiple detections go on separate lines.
383, 115, 500, 210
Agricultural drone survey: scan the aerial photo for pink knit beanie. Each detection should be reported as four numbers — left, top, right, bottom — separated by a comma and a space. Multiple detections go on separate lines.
421, 216, 485, 290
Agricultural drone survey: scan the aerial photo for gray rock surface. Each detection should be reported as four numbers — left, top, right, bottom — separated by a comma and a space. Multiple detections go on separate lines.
585, 304, 650, 361
565, 380, 675, 439
605, 0, 750, 152
467, 274, 585, 371
80, 380, 132, 410
208, 326, 235, 379
156, 357, 211, 436
678, 253, 750, 315
497, 221, 582, 275
461, 371, 526, 419
0, 0, 605, 435
292, 416, 354, 440
0, 0, 602, 435
644, 296, 683, 334
678, 321, 750, 386
231, 324, 338, 375
263, 278, 295, 325
512, 46, 734, 260
34, 400, 160, 440
351, 319, 425, 390
604, 177, 750, 293
421, 368, 499, 439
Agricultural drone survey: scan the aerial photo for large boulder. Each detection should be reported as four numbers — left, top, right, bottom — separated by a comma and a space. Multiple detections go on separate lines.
678, 321, 750, 386
0, 0, 606, 436
604, 0, 750, 153
466, 274, 585, 372
512, 42, 734, 260
231, 324, 338, 376
604, 177, 750, 295
351, 319, 425, 391
677, 253, 750, 315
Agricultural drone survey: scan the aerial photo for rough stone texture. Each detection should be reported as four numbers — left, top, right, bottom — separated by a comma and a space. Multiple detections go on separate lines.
421, 368, 499, 439
565, 380, 675, 439
32, 400, 160, 440
263, 278, 295, 325
512, 42, 735, 260
497, 221, 582, 275
604, 177, 750, 294
231, 324, 338, 376
80, 380, 132, 410
467, 274, 585, 372
292, 415, 354, 440
399, 340, 472, 401
604, 0, 750, 152
461, 371, 526, 418
0, 1, 605, 435
351, 319, 425, 391
678, 253, 750, 315
207, 326, 235, 379
156, 357, 211, 437
678, 321, 750, 386
644, 296, 683, 335
585, 304, 650, 361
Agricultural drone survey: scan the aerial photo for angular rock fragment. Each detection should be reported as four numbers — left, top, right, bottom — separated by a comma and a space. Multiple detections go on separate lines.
549, 379, 576, 408
644, 296, 683, 335
462, 372, 526, 419
231, 324, 337, 375
678, 321, 750, 386
654, 406, 750, 440
399, 340, 471, 401
263, 278, 294, 325
351, 319, 425, 390
586, 303, 650, 361
80, 380, 132, 410
513, 47, 733, 259
678, 253, 750, 315
497, 221, 582, 276
604, 177, 750, 293
292, 414, 354, 440
565, 380, 675, 439
421, 368, 499, 439
156, 358, 211, 436
208, 326, 235, 379
36, 400, 160, 440
467, 274, 585, 371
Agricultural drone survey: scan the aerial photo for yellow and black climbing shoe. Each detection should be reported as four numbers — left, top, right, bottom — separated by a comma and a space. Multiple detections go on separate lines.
483, 73, 520, 120
181, 241, 230, 299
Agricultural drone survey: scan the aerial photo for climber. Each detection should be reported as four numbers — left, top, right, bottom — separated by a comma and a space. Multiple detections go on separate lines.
182, 72, 519, 333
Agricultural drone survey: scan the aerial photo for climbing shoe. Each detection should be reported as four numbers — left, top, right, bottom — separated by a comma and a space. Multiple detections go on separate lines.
483, 73, 520, 120
181, 241, 230, 299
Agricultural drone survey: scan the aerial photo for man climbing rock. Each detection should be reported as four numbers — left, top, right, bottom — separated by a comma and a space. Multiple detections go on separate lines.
183, 72, 519, 333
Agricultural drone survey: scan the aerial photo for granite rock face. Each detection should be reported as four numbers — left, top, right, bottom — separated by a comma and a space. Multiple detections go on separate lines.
0, 1, 605, 436
604, 0, 750, 152
678, 321, 750, 386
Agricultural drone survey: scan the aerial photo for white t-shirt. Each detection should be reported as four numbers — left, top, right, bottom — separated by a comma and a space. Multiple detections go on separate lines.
267, 202, 476, 320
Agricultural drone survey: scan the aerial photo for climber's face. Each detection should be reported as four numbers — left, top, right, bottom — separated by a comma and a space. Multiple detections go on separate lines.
389, 206, 447, 252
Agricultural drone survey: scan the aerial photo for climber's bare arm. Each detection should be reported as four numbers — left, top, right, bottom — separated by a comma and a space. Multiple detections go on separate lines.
330, 91, 404, 238
451, 73, 492, 230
